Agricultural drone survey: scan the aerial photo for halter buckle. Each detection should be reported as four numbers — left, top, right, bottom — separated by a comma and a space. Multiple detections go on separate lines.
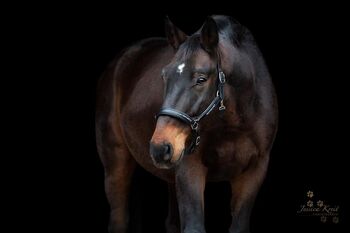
219, 71, 226, 83
195, 136, 201, 146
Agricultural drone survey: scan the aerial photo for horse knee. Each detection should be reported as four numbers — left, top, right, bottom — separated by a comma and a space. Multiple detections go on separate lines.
183, 227, 206, 233
108, 208, 129, 233
165, 221, 180, 233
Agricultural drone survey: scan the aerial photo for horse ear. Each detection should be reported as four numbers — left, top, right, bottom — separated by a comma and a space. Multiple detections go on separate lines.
200, 17, 218, 53
164, 16, 187, 49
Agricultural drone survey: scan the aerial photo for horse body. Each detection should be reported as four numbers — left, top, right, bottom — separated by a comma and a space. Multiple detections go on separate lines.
96, 15, 277, 233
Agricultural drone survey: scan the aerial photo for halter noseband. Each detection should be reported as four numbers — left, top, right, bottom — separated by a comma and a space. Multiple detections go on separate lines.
156, 63, 226, 154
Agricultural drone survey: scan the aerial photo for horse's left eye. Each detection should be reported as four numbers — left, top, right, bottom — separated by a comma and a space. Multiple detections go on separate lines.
196, 77, 207, 85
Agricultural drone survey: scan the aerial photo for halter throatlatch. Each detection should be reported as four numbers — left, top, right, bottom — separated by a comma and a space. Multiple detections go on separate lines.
156, 63, 226, 154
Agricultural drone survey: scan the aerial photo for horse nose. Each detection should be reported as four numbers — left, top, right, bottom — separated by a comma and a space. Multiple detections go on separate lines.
150, 142, 173, 163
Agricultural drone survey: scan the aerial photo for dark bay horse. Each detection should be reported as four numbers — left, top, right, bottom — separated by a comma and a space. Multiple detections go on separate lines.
96, 15, 278, 233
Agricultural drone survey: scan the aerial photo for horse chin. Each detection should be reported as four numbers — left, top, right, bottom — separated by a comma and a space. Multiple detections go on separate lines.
153, 162, 174, 169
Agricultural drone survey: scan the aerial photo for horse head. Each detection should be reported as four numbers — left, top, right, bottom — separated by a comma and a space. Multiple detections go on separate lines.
150, 17, 225, 169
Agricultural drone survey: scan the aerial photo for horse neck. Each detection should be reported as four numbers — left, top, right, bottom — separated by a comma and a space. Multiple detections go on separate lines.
219, 40, 264, 125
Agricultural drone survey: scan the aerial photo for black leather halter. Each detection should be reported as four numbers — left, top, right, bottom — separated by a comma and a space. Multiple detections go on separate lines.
156, 63, 226, 154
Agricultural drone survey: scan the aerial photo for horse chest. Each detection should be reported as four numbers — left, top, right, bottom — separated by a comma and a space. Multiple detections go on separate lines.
202, 135, 257, 181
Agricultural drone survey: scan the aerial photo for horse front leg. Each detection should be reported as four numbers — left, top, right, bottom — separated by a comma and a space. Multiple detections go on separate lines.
175, 155, 207, 233
229, 155, 269, 233
100, 146, 136, 233
166, 183, 181, 233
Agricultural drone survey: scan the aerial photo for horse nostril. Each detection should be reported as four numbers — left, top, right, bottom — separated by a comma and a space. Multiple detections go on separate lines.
163, 143, 172, 161
150, 142, 173, 163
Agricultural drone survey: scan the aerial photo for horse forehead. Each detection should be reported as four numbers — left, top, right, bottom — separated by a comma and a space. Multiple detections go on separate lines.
176, 63, 185, 74
166, 50, 213, 74
192, 50, 212, 66
175, 51, 212, 68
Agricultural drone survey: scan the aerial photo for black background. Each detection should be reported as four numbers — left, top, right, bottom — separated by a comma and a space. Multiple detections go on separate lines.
17, 3, 348, 233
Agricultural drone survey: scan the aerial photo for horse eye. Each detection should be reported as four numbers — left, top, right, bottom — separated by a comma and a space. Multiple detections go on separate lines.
196, 77, 207, 85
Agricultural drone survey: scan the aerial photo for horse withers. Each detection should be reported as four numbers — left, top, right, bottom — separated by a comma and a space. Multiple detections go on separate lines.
96, 15, 278, 233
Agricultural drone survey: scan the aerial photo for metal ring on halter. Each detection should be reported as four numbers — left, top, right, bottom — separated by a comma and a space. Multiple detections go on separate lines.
191, 121, 199, 130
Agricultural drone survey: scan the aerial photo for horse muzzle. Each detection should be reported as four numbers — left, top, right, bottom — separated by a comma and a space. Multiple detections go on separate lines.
150, 118, 189, 169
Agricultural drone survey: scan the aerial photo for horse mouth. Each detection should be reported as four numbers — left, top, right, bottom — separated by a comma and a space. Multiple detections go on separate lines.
152, 149, 185, 169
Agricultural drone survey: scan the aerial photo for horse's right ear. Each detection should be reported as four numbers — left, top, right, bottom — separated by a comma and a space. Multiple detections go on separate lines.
164, 16, 187, 50
200, 17, 219, 53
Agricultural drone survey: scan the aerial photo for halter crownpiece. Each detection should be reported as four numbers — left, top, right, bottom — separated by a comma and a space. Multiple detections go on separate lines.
156, 63, 226, 154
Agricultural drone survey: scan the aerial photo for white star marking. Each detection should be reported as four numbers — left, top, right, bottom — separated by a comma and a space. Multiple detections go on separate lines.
177, 63, 185, 74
